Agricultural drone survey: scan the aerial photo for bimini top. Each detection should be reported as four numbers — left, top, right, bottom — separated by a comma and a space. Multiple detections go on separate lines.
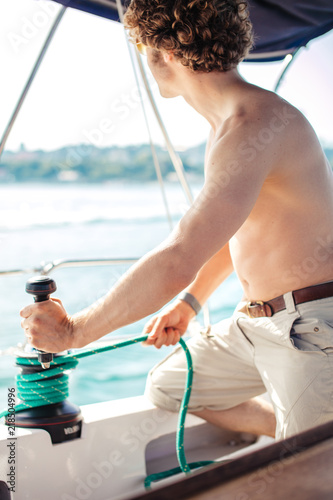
50, 0, 333, 62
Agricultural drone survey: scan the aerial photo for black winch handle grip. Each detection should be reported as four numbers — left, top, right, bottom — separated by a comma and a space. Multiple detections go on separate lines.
25, 276, 57, 369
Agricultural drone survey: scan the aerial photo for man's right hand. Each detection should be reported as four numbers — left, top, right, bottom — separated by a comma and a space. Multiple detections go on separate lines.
142, 299, 196, 349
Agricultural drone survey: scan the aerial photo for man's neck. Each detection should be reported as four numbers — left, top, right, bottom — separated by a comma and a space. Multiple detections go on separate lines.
178, 67, 248, 131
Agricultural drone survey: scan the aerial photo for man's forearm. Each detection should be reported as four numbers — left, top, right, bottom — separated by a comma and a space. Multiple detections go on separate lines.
72, 242, 196, 347
184, 243, 234, 306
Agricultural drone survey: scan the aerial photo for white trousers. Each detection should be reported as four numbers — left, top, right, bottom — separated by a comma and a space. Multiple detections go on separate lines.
145, 293, 333, 440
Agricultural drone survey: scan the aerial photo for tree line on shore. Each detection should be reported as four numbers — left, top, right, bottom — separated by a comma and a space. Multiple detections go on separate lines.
0, 143, 205, 183
1, 143, 332, 183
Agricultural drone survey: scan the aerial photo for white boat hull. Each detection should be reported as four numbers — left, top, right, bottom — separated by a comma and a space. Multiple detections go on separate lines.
0, 395, 267, 500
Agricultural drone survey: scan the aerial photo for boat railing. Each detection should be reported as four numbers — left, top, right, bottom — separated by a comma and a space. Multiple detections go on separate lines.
0, 257, 211, 326
0, 257, 139, 277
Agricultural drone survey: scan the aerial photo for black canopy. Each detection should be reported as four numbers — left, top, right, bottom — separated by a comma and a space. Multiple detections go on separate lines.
50, 0, 333, 62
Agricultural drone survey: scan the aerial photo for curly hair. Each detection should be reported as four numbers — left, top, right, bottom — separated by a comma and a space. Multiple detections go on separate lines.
123, 0, 253, 72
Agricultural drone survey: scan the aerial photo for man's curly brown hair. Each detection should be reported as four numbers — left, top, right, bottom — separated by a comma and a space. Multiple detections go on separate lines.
123, 0, 253, 72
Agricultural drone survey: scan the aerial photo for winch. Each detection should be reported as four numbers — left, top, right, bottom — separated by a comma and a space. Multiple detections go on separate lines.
5, 277, 83, 444
0, 277, 217, 487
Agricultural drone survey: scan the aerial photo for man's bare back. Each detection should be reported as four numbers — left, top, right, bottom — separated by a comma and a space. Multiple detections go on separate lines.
205, 85, 333, 301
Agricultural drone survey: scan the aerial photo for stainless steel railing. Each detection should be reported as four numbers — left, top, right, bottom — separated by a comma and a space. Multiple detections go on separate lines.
0, 258, 139, 277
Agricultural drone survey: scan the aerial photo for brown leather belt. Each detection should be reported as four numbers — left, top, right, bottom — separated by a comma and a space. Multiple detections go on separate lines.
239, 280, 333, 318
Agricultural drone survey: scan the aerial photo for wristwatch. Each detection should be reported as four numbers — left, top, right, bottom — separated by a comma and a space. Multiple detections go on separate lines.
178, 292, 202, 315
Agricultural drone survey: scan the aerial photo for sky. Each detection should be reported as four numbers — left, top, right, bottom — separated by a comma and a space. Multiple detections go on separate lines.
1, 0, 333, 152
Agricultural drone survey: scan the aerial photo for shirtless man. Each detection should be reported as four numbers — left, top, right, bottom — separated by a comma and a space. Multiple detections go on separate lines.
20, 0, 333, 440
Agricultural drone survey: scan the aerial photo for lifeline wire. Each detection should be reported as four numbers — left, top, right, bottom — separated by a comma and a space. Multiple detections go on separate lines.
0, 336, 217, 487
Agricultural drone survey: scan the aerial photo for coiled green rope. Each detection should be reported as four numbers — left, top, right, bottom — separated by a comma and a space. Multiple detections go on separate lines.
0, 336, 148, 416
0, 335, 215, 488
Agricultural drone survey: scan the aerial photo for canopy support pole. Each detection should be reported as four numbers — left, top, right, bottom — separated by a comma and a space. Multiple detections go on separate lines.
0, 6, 67, 160
115, 0, 193, 206
116, 1, 213, 328
274, 47, 302, 93
116, 0, 173, 231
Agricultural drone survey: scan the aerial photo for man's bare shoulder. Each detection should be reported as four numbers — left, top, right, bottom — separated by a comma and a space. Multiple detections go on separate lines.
218, 90, 301, 145
207, 87, 322, 179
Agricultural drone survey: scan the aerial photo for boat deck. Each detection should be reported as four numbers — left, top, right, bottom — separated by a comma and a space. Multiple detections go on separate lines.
132, 420, 333, 500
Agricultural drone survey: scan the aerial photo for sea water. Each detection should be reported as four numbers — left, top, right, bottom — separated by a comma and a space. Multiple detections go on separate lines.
0, 182, 242, 410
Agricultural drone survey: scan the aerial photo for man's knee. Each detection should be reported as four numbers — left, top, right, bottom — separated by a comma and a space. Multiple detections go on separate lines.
144, 366, 181, 413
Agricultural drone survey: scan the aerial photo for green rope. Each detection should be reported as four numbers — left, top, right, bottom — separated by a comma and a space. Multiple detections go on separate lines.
144, 461, 216, 489
0, 335, 217, 487
0, 336, 148, 417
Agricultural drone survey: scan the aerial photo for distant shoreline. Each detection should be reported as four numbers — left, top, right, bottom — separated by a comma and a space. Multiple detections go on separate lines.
1, 142, 332, 184
0, 143, 206, 184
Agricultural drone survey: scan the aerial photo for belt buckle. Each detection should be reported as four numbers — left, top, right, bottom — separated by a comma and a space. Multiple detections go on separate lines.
246, 300, 265, 318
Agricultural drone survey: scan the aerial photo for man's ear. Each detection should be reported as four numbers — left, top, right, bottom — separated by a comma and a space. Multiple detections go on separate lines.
163, 51, 174, 63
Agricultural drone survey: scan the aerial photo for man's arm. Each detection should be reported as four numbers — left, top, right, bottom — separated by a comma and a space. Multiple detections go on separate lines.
20, 125, 274, 352
142, 242, 234, 348
184, 242, 233, 305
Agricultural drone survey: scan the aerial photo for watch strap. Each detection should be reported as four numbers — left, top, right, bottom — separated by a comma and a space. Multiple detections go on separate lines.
178, 292, 202, 315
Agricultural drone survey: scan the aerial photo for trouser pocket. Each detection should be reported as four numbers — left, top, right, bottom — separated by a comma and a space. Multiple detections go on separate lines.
289, 317, 333, 353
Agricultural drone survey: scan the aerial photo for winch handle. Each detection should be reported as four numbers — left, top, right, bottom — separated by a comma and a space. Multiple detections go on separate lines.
25, 276, 57, 369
